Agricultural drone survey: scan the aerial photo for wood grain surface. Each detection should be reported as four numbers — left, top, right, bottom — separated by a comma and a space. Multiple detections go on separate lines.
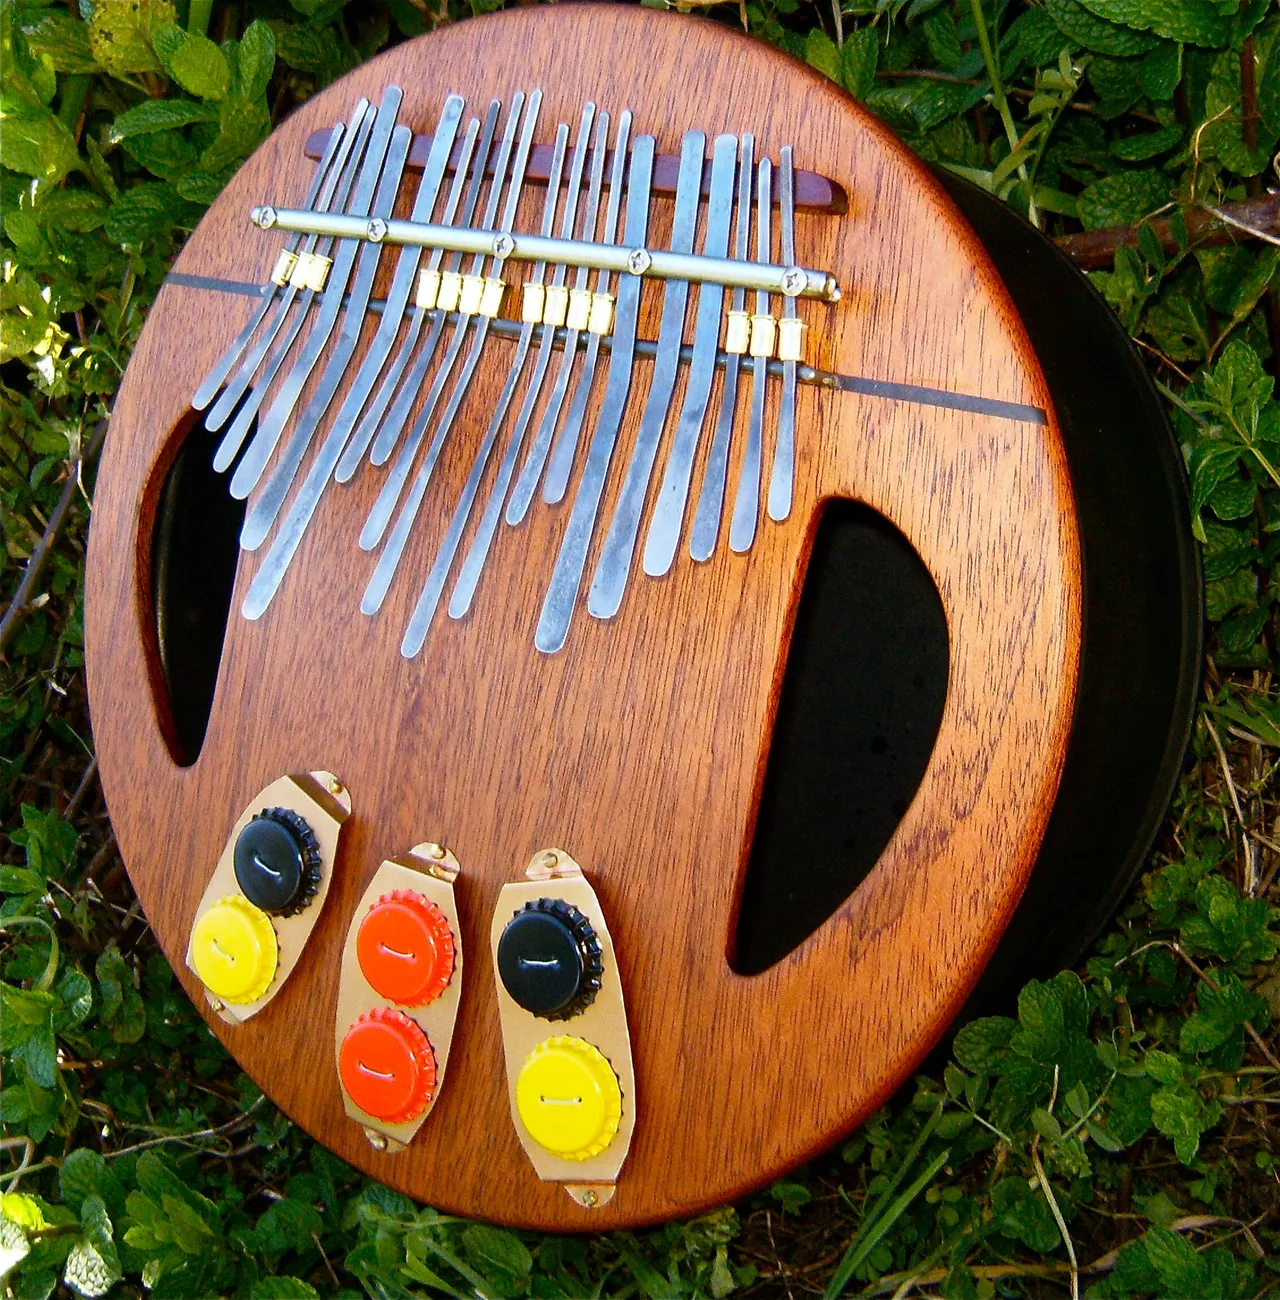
84, 4, 1081, 1230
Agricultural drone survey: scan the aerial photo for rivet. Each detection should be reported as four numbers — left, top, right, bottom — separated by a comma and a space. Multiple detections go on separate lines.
540, 851, 558, 870
626, 248, 651, 275
366, 218, 387, 243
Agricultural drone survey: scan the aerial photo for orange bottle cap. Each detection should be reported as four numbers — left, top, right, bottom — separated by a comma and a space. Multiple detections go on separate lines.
356, 890, 455, 1007
338, 1007, 436, 1124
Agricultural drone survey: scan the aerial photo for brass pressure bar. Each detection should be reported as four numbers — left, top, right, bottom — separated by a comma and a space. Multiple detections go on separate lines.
251, 204, 841, 302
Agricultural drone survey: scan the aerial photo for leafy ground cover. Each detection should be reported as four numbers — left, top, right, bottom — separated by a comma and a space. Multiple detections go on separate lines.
4, 0, 1280, 1296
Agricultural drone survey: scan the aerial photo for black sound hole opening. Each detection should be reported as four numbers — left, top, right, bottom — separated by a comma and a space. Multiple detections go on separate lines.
732, 500, 950, 975
150, 415, 246, 766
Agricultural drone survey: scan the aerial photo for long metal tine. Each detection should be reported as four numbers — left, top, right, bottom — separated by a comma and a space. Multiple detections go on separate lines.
534, 135, 656, 655
689, 134, 753, 562
361, 93, 540, 619
513, 109, 610, 509
729, 156, 772, 553
206, 100, 372, 457
315, 94, 464, 481
239, 122, 411, 548
642, 134, 739, 579
768, 144, 798, 522
534, 113, 633, 512
227, 86, 404, 500
445, 123, 576, 620
192, 119, 346, 412
337, 115, 482, 482
587, 131, 707, 619
365, 99, 501, 472
241, 98, 530, 621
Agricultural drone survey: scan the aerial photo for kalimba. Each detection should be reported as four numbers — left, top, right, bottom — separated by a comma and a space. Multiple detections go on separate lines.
85, 5, 1201, 1229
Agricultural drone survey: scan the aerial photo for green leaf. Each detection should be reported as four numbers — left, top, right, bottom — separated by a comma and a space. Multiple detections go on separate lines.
249, 1280, 319, 1299
167, 30, 230, 100
109, 98, 220, 140
1077, 169, 1171, 229
103, 180, 200, 246
87, 0, 178, 76
1203, 47, 1280, 178
1180, 972, 1269, 1055
1142, 1226, 1209, 1296
804, 28, 839, 81
922, 12, 961, 68
38, 189, 108, 232
990, 1177, 1060, 1251
841, 27, 879, 100
237, 20, 275, 103
94, 943, 146, 1043
1138, 39, 1182, 100
60, 1151, 125, 1221
0, 109, 80, 188
199, 96, 269, 173
1110, 122, 1183, 160
952, 1016, 1014, 1072
1073, 0, 1231, 47
461, 1223, 533, 1291
18, 13, 98, 74
1043, 0, 1156, 56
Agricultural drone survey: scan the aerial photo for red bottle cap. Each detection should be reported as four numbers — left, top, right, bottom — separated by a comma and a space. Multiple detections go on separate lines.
356, 890, 455, 1007
338, 1007, 436, 1124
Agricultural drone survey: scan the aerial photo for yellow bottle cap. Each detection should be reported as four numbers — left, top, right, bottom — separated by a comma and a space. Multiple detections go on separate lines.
191, 896, 278, 1004
516, 1036, 622, 1161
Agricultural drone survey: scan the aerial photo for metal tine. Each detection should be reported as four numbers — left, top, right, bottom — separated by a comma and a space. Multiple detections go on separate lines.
338, 114, 483, 481
533, 135, 656, 656
316, 94, 464, 481
690, 134, 753, 562
768, 144, 798, 522
510, 108, 610, 513
226, 86, 403, 499
240, 100, 525, 621
361, 92, 538, 619
642, 134, 739, 579
206, 100, 372, 455
401, 102, 588, 653
453, 100, 594, 540
192, 119, 347, 413
445, 122, 577, 620
533, 113, 632, 513
240, 122, 412, 548
358, 95, 519, 556
728, 156, 772, 553
587, 131, 708, 620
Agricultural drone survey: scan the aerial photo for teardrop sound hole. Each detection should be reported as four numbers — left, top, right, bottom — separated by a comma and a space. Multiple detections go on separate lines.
732, 500, 949, 975
150, 414, 247, 766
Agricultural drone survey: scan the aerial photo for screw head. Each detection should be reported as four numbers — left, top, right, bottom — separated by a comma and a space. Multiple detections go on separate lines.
780, 266, 806, 297
365, 1130, 388, 1151
540, 851, 558, 871
492, 232, 515, 259
366, 217, 388, 243
252, 206, 277, 230
424, 842, 445, 860
582, 1189, 599, 1208
626, 247, 652, 275
327, 778, 343, 795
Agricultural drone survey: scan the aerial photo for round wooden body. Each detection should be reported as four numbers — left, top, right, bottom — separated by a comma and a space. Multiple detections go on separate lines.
85, 6, 1080, 1229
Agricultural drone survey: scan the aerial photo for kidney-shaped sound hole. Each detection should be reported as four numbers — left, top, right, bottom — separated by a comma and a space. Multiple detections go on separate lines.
732, 500, 950, 975
149, 417, 246, 766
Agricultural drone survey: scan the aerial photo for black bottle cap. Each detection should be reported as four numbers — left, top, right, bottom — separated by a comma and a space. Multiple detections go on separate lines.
233, 807, 321, 916
496, 898, 603, 1020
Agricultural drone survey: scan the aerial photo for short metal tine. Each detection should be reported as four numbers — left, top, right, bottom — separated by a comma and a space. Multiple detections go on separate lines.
537, 111, 633, 511
534, 135, 656, 655
240, 121, 411, 549
768, 144, 797, 522
241, 100, 517, 622
192, 118, 346, 412
360, 93, 538, 619
206, 99, 372, 456
358, 96, 507, 555
319, 93, 464, 481
588, 131, 706, 619
229, 86, 404, 500
690, 134, 752, 562
341, 114, 482, 480
396, 93, 551, 655
642, 133, 739, 579
517, 108, 610, 507
729, 155, 772, 553
447, 124, 575, 618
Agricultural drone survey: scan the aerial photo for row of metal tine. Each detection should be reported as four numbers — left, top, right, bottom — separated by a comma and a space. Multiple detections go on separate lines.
189, 85, 810, 656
